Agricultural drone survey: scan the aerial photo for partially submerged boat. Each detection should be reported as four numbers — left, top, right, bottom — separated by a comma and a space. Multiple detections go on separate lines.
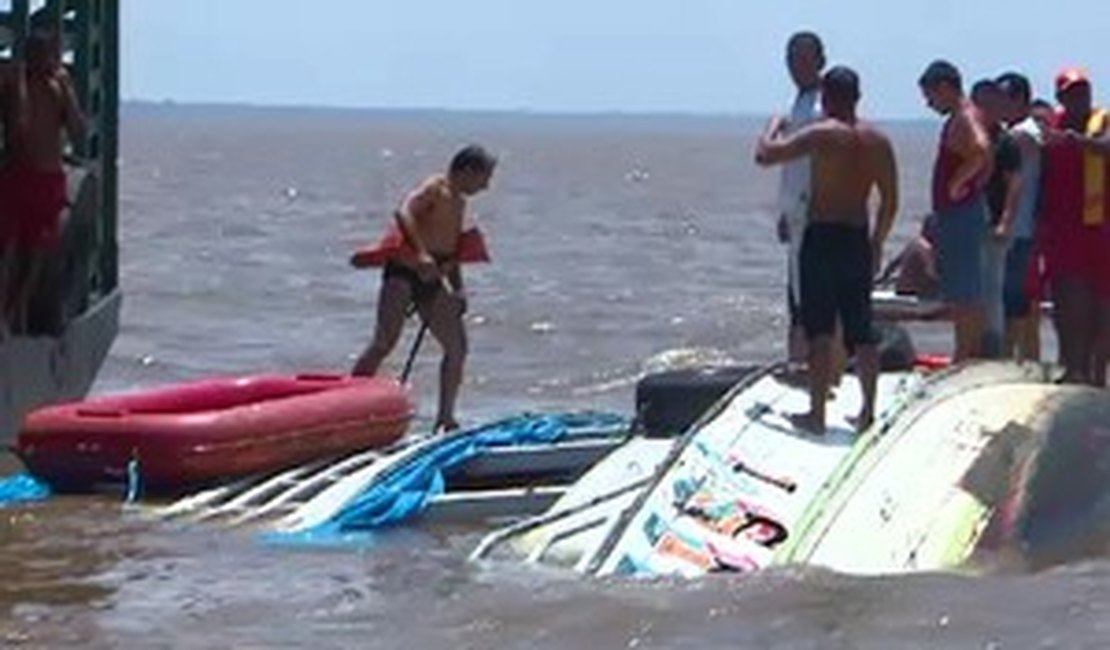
142, 350, 1108, 580
471, 361, 1108, 578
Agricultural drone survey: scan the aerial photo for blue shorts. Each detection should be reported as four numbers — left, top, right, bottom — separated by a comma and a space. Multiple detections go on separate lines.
1003, 238, 1035, 318
935, 199, 987, 306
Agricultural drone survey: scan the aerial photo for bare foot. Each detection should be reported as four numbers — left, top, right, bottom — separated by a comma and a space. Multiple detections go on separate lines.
848, 411, 874, 433
786, 411, 825, 435
434, 418, 460, 435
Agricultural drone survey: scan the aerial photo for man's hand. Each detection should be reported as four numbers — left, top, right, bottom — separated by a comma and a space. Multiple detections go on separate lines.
1043, 127, 1079, 147
56, 66, 78, 94
947, 179, 969, 203
414, 253, 441, 283
766, 115, 788, 137
453, 289, 468, 316
993, 221, 1011, 241
776, 214, 790, 244
870, 240, 884, 279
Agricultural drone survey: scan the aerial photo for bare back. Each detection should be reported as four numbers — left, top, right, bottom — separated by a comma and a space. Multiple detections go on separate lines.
808, 117, 894, 228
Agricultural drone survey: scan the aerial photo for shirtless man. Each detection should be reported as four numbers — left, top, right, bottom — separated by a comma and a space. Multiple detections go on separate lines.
756, 66, 898, 432
0, 30, 85, 335
919, 60, 992, 362
352, 145, 496, 433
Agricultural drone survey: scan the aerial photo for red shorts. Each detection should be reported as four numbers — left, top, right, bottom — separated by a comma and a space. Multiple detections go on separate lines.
1043, 223, 1110, 300
0, 164, 68, 251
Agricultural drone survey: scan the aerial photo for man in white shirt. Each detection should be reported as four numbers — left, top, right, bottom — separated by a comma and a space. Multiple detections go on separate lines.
777, 32, 825, 364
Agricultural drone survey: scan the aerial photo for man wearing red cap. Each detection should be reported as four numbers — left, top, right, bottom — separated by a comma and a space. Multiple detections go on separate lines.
1040, 68, 1110, 385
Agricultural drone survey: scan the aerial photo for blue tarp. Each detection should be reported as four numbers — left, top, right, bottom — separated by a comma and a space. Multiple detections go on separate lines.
266, 411, 628, 546
0, 473, 52, 506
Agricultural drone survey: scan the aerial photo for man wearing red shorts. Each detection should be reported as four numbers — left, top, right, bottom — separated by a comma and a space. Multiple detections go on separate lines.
1040, 69, 1110, 385
0, 30, 85, 336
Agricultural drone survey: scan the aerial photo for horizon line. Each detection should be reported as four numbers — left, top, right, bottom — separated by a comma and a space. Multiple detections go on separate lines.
121, 98, 932, 123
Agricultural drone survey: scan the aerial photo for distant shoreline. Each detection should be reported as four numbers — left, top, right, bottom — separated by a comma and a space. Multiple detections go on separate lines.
121, 100, 933, 128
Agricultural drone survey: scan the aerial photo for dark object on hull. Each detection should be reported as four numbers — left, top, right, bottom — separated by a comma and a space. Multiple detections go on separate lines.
635, 365, 762, 438
876, 322, 917, 372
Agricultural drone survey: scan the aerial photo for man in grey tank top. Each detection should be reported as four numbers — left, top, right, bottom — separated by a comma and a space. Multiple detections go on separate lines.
997, 72, 1043, 361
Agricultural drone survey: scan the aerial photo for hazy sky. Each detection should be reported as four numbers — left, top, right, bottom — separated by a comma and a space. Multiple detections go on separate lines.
123, 0, 1110, 118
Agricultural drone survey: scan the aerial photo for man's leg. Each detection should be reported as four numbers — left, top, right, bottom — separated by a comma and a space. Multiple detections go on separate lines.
0, 243, 12, 339
791, 334, 831, 432
418, 291, 468, 432
1092, 300, 1110, 387
1022, 309, 1042, 363
787, 266, 807, 366
5, 249, 43, 336
854, 342, 879, 431
830, 322, 846, 389
16, 251, 47, 335
1061, 278, 1096, 384
352, 277, 412, 376
1003, 240, 1036, 361
952, 304, 984, 362
979, 239, 1008, 358
1051, 277, 1077, 380
792, 226, 835, 432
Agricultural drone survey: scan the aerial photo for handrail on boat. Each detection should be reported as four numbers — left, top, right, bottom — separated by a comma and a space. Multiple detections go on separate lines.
469, 475, 653, 562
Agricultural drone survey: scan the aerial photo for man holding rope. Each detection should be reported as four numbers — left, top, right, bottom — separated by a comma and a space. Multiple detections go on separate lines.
352, 145, 497, 434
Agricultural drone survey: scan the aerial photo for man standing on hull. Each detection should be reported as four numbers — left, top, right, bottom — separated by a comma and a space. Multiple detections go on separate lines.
1040, 69, 1110, 385
996, 72, 1043, 362
971, 79, 1023, 359
777, 31, 824, 366
757, 66, 899, 433
919, 60, 992, 362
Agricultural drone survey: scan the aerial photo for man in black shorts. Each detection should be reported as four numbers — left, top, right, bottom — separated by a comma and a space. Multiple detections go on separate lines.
756, 66, 899, 432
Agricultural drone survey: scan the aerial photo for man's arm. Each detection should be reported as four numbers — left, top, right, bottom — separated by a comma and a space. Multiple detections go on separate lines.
947, 111, 990, 200
1073, 119, 1110, 156
5, 61, 30, 146
57, 67, 86, 147
756, 118, 822, 166
995, 135, 1026, 238
871, 134, 899, 262
393, 180, 438, 267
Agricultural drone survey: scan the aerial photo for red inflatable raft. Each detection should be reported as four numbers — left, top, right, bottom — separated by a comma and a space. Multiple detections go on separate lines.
16, 374, 414, 493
